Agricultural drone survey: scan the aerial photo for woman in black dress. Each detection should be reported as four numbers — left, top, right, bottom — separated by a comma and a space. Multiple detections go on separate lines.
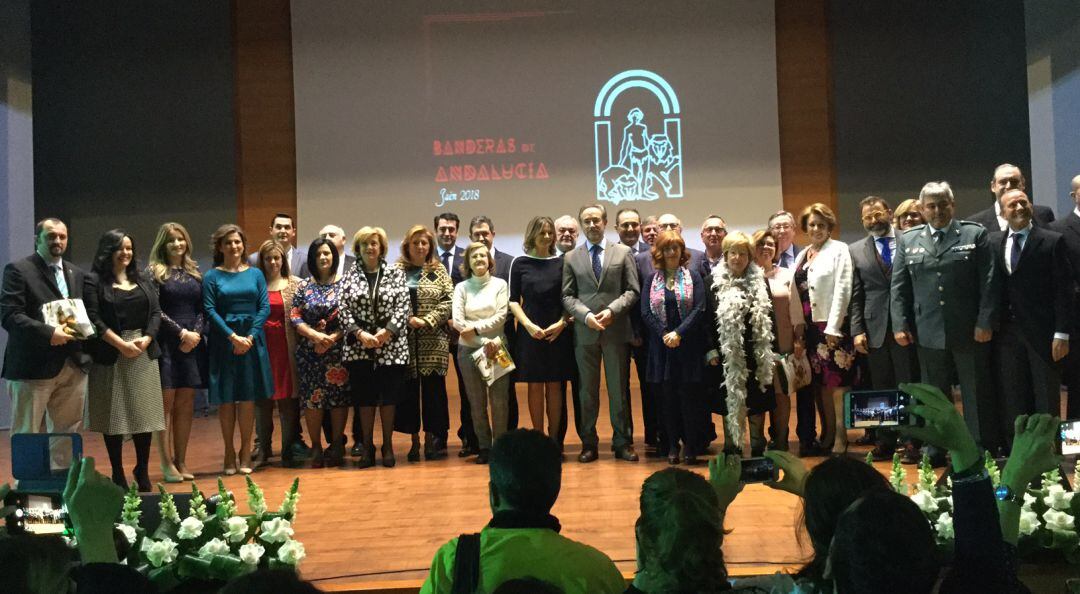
508, 216, 572, 436
148, 222, 207, 482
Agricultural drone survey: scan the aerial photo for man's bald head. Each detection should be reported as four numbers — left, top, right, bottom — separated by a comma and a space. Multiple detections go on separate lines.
657, 213, 682, 235
1070, 175, 1080, 207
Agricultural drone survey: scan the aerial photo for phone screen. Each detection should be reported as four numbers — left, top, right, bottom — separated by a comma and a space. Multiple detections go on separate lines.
1061, 420, 1080, 457
740, 457, 777, 483
6, 493, 67, 535
846, 390, 910, 428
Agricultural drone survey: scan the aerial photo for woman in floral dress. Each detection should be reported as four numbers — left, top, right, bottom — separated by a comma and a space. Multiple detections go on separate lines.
290, 237, 351, 467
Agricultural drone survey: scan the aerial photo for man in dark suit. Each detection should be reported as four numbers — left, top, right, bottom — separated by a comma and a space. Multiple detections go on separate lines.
966, 164, 1055, 231
563, 203, 640, 463
2, 218, 91, 467
470, 215, 518, 431
1050, 174, 1080, 418
990, 189, 1072, 448
614, 207, 656, 451
849, 197, 920, 461
698, 215, 727, 277
552, 216, 582, 450
434, 212, 478, 456
247, 213, 309, 278
769, 210, 802, 269
892, 181, 1000, 455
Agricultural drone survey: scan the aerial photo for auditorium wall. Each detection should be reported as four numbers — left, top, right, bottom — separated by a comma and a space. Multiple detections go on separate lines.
30, 1, 237, 266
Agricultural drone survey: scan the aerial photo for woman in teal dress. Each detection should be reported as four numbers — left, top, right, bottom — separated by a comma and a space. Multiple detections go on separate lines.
203, 224, 273, 475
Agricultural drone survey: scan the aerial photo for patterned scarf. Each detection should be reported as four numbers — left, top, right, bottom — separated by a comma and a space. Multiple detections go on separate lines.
649, 267, 694, 327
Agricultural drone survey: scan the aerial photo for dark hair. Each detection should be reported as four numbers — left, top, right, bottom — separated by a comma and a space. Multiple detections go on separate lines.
0, 534, 74, 594
270, 213, 294, 228
858, 195, 891, 211
615, 207, 640, 221
91, 229, 140, 283
489, 429, 561, 514
578, 203, 607, 223
492, 578, 564, 594
830, 489, 939, 594
306, 237, 340, 282
469, 214, 495, 235
635, 468, 729, 593
210, 224, 247, 266
798, 202, 838, 233
434, 212, 460, 230
220, 568, 320, 594
34, 217, 65, 239
796, 456, 892, 585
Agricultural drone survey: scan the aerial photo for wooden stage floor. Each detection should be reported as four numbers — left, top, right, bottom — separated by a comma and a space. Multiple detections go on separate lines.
0, 374, 927, 589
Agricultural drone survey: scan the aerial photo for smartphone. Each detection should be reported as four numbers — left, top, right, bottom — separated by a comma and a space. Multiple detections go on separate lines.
844, 389, 919, 429
3, 490, 68, 535
740, 457, 779, 483
1060, 419, 1080, 456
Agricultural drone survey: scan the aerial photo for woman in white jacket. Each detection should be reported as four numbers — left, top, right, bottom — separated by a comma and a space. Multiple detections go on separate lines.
788, 203, 858, 455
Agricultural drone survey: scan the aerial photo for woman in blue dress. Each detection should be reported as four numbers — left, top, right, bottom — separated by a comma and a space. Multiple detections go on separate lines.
203, 224, 273, 475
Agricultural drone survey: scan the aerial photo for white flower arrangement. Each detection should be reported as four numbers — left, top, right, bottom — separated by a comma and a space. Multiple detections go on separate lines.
116, 523, 138, 545
277, 539, 306, 565
239, 543, 265, 566
177, 516, 204, 541
259, 517, 295, 544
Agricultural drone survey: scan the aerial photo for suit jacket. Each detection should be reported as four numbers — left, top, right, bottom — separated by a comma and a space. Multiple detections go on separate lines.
891, 220, 999, 350
990, 226, 1073, 363
1049, 211, 1080, 320
849, 234, 896, 348
441, 246, 467, 286
562, 240, 640, 345
492, 249, 516, 340
965, 204, 1055, 232
1, 253, 91, 380
83, 273, 163, 365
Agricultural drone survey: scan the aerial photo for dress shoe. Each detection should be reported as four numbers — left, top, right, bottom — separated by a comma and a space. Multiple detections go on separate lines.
133, 468, 152, 493
798, 441, 827, 458
425, 436, 448, 460
407, 442, 421, 463
161, 464, 184, 484
682, 455, 703, 466
326, 443, 345, 467
251, 450, 270, 469
459, 444, 478, 458
349, 444, 364, 458
578, 448, 598, 463
871, 445, 895, 462
475, 449, 491, 464
290, 442, 313, 461
614, 446, 639, 462
309, 449, 325, 469
667, 447, 680, 465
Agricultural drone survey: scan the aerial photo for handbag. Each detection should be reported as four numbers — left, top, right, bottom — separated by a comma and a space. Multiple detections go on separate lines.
775, 351, 811, 393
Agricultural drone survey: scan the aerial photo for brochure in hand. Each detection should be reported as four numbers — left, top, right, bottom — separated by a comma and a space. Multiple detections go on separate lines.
41, 298, 95, 340
470, 336, 515, 386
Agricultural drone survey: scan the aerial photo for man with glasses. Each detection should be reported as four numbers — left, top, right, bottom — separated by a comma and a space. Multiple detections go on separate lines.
768, 210, 801, 268
699, 215, 728, 277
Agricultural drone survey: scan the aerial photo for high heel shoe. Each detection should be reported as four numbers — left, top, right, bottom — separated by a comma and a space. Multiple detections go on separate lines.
223, 455, 238, 476
381, 443, 396, 468
326, 442, 345, 467
174, 461, 195, 481
133, 468, 152, 492
407, 441, 421, 463
357, 445, 376, 469
161, 464, 184, 483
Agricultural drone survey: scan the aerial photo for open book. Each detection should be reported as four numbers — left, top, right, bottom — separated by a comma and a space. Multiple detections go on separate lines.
41, 298, 95, 340
470, 336, 516, 386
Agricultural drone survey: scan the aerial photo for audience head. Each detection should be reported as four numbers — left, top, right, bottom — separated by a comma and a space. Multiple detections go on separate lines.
219, 568, 321, 594
523, 216, 556, 257
1000, 189, 1032, 231
553, 215, 580, 254
34, 218, 69, 261
651, 230, 688, 272
641, 215, 660, 246
400, 224, 436, 267
489, 429, 561, 515
635, 468, 728, 594
91, 229, 139, 282
434, 212, 461, 252
796, 456, 891, 583
752, 228, 777, 269
149, 222, 200, 282
918, 181, 955, 229
990, 163, 1026, 201
657, 213, 682, 235
269, 213, 297, 246
615, 208, 642, 247
1071, 174, 1080, 207
700, 215, 727, 255
829, 489, 939, 594
306, 237, 340, 282
318, 224, 347, 257
894, 198, 925, 231
469, 215, 496, 250
352, 226, 389, 270
798, 203, 837, 248
211, 223, 247, 267
0, 534, 74, 594
461, 241, 494, 279
578, 204, 608, 244
492, 578, 564, 594
767, 210, 796, 253
859, 196, 892, 237
721, 231, 753, 277
258, 239, 290, 280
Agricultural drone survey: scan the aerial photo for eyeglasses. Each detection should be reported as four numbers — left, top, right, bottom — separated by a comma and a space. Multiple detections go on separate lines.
861, 210, 888, 222
703, 226, 726, 234
659, 223, 680, 230
770, 223, 793, 231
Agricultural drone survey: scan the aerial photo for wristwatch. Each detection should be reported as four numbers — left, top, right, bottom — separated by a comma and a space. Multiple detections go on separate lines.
994, 484, 1022, 505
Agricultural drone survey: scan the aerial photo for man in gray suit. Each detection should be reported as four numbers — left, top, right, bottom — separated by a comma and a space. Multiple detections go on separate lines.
849, 196, 920, 462
247, 213, 309, 278
891, 181, 1000, 456
563, 204, 640, 463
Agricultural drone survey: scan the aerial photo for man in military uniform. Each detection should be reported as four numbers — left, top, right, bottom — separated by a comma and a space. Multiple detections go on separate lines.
891, 181, 1001, 454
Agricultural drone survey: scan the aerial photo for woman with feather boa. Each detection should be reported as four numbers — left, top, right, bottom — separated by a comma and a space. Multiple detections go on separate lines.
707, 231, 779, 457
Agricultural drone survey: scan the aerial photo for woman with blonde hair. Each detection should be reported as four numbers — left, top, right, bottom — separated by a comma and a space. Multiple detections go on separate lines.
393, 225, 454, 462
893, 198, 926, 231
147, 222, 207, 481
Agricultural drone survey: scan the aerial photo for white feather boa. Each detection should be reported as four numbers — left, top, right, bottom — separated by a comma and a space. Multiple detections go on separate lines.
711, 262, 776, 446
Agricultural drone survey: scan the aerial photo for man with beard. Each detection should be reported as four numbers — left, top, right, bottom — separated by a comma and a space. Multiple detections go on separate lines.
615, 208, 648, 254
966, 164, 1055, 231
989, 189, 1071, 450
849, 197, 920, 462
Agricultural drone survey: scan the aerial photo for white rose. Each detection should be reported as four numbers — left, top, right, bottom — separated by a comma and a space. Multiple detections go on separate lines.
115, 523, 138, 545
277, 539, 306, 566
224, 516, 249, 543
177, 516, 204, 540
1023, 491, 1038, 511
910, 489, 939, 514
1046, 485, 1076, 511
144, 538, 178, 568
934, 512, 954, 540
1018, 509, 1040, 537
259, 517, 295, 544
197, 538, 230, 559
238, 542, 265, 566
1043, 509, 1076, 533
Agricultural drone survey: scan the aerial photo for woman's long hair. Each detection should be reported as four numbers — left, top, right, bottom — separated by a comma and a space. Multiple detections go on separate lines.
91, 229, 140, 284
635, 468, 730, 593
148, 222, 201, 282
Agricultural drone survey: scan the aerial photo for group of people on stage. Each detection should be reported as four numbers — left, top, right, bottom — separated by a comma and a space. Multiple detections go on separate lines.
3, 161, 1080, 488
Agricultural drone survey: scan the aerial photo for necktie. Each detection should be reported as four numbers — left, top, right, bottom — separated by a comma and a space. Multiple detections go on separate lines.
440, 251, 451, 274
876, 237, 892, 268
1009, 233, 1023, 273
50, 264, 69, 298
780, 251, 791, 269
590, 244, 602, 281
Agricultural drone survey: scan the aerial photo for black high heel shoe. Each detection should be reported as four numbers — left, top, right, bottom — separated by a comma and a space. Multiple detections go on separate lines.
407, 441, 421, 463
357, 445, 376, 469
381, 444, 396, 468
